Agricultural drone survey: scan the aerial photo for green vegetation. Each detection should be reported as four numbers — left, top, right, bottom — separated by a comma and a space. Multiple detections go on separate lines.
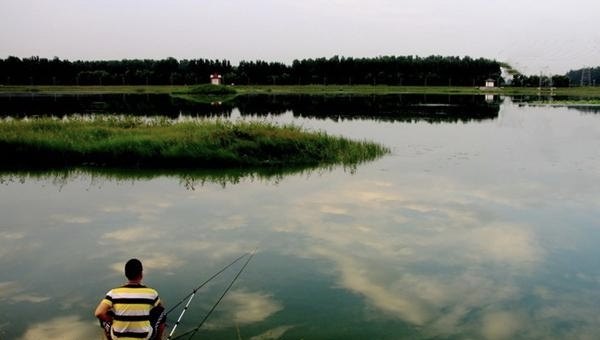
0, 166, 319, 189
510, 74, 571, 87
3, 84, 600, 98
1, 56, 598, 94
566, 66, 600, 86
171, 84, 238, 104
0, 55, 500, 86
0, 85, 183, 94
527, 99, 600, 106
0, 117, 389, 169
233, 85, 484, 95
177, 84, 237, 95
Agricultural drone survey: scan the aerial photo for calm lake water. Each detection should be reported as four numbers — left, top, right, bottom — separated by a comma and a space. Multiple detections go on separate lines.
1, 95, 600, 339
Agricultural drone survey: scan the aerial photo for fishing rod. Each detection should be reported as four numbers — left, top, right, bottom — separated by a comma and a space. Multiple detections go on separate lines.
166, 252, 250, 339
166, 252, 250, 315
170, 249, 257, 340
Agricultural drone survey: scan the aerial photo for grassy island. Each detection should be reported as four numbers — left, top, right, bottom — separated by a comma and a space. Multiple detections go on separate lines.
0, 117, 389, 169
170, 84, 238, 104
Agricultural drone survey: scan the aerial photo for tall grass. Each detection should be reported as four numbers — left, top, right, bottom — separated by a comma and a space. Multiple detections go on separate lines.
0, 117, 389, 169
170, 84, 238, 104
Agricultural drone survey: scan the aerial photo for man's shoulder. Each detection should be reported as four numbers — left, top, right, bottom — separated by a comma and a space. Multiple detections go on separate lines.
110, 285, 159, 295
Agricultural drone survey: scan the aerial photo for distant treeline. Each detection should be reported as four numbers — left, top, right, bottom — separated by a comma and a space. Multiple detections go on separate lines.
566, 67, 600, 86
510, 67, 600, 88
0, 56, 231, 86
510, 74, 571, 87
0, 55, 501, 86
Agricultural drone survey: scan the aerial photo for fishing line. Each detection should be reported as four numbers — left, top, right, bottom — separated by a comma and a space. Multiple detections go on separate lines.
171, 249, 257, 340
165, 253, 248, 339
166, 252, 250, 339
166, 252, 250, 315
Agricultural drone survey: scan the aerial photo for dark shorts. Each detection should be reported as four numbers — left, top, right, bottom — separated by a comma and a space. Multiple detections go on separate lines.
100, 307, 166, 340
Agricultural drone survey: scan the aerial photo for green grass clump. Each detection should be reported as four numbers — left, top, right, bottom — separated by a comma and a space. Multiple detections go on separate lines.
171, 84, 238, 104
185, 84, 237, 95
0, 117, 389, 169
4, 85, 600, 98
528, 99, 600, 105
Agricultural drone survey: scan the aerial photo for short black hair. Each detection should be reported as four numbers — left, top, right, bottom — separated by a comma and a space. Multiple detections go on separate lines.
125, 258, 143, 280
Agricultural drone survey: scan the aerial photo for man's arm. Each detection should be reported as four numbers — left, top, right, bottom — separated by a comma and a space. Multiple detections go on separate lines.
94, 301, 113, 323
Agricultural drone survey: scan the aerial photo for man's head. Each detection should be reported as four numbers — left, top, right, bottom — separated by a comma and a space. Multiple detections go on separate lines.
125, 258, 143, 281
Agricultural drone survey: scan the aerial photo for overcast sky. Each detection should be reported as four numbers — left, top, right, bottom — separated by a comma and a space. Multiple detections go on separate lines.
1, 0, 598, 74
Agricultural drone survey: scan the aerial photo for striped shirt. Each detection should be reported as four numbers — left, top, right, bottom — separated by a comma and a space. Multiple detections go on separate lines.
101, 284, 161, 340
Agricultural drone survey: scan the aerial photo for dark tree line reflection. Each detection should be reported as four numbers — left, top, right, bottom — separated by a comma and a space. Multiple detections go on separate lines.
0, 93, 505, 123
0, 93, 231, 118
233, 94, 500, 123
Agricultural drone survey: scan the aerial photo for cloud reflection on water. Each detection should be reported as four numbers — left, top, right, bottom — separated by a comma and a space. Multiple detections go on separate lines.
108, 254, 184, 277
0, 281, 50, 304
0, 231, 38, 261
249, 325, 295, 340
18, 315, 98, 340
2, 102, 600, 339
70, 163, 591, 338
271, 176, 560, 338
206, 289, 283, 329
2, 164, 596, 339
49, 214, 92, 224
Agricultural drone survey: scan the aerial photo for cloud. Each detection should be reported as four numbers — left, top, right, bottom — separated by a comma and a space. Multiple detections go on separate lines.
50, 214, 92, 224
310, 245, 530, 338
109, 253, 183, 276
101, 226, 160, 243
0, 231, 37, 260
99, 197, 173, 222
18, 316, 98, 340
249, 325, 295, 340
11, 294, 50, 303
0, 231, 24, 240
176, 239, 256, 264
319, 205, 349, 215
466, 224, 543, 265
225, 290, 283, 324
0, 281, 49, 304
263, 177, 549, 336
212, 214, 248, 231
289, 184, 542, 269
312, 247, 430, 325
0, 281, 21, 300
481, 311, 523, 340
143, 254, 185, 272
206, 290, 283, 329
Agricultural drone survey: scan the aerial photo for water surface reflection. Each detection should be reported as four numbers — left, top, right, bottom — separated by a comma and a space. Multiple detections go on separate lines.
0, 93, 501, 123
1, 100, 600, 339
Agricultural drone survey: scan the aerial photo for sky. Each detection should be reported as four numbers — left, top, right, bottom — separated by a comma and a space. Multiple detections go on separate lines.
0, 0, 599, 75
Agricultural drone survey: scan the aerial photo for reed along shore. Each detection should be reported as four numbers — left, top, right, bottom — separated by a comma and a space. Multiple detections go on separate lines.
0, 117, 389, 168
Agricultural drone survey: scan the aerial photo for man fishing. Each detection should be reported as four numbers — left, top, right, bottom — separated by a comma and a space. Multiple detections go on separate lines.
95, 258, 166, 340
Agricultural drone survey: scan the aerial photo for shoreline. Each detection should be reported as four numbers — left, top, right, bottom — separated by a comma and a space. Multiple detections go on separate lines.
2, 85, 600, 97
